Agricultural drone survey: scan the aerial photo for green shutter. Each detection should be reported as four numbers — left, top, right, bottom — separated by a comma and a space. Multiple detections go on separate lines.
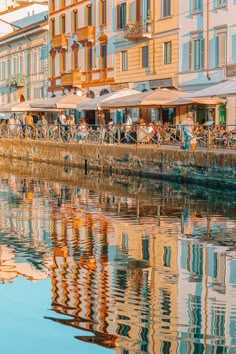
200, 38, 205, 69
188, 41, 192, 70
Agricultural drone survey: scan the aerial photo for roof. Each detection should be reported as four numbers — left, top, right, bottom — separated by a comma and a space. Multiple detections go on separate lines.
0, 19, 48, 44
0, 1, 47, 16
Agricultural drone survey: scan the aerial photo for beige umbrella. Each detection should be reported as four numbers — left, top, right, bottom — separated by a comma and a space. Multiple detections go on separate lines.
163, 96, 225, 106
30, 94, 89, 110
78, 88, 139, 110
0, 100, 58, 112
99, 88, 187, 109
188, 78, 236, 98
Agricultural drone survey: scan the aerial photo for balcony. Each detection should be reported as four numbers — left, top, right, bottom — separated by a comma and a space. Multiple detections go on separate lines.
61, 70, 82, 86
77, 26, 95, 43
52, 34, 68, 49
8, 74, 26, 88
124, 22, 152, 41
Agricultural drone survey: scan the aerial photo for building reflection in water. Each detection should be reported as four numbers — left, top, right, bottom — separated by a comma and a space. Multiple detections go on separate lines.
0, 174, 236, 353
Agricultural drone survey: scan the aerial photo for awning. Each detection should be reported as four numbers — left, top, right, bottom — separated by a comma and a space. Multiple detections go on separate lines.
0, 101, 58, 112
188, 79, 236, 98
78, 89, 139, 110
99, 88, 187, 109
30, 94, 89, 109
165, 97, 225, 106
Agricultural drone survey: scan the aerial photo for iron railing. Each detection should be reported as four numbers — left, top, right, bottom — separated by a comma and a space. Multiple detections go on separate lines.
0, 123, 235, 150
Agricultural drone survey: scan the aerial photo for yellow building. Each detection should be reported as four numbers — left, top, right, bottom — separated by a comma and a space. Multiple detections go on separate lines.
114, 0, 178, 89
113, 0, 179, 122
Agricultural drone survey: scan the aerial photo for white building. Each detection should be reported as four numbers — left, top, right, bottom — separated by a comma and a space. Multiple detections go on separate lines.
179, 0, 236, 124
0, 1, 49, 105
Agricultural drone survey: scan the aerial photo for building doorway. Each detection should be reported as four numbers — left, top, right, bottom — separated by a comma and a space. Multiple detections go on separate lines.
19, 94, 25, 102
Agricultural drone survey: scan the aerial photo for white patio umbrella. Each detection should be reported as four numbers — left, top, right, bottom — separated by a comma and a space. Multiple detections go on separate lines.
164, 97, 225, 106
0, 100, 58, 112
99, 88, 187, 109
78, 89, 139, 110
30, 94, 89, 109
188, 78, 236, 98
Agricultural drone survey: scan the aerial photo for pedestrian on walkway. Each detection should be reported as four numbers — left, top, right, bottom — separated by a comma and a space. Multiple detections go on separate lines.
181, 112, 194, 150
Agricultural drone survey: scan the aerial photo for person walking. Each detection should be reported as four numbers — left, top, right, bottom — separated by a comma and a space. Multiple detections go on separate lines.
98, 112, 106, 143
181, 112, 194, 150
125, 114, 133, 143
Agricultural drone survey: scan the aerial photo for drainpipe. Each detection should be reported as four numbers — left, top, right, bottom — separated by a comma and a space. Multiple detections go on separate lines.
152, 0, 156, 74
206, 0, 211, 80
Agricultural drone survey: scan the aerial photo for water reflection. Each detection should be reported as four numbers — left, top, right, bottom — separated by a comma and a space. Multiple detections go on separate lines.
0, 170, 236, 353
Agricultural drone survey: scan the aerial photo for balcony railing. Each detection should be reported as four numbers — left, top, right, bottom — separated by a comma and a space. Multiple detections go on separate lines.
77, 26, 95, 43
61, 70, 82, 86
7, 74, 26, 87
52, 34, 68, 48
124, 21, 152, 41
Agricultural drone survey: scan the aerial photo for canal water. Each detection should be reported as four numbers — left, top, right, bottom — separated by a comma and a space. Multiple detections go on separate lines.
0, 163, 236, 354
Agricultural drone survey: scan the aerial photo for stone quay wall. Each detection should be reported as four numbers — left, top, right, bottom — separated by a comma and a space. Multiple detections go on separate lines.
0, 139, 235, 188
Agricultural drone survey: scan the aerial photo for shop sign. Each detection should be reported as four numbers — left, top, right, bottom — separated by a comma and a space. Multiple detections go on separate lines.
110, 83, 129, 91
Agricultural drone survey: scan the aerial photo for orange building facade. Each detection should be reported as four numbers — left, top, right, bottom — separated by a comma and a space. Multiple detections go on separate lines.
48, 0, 115, 97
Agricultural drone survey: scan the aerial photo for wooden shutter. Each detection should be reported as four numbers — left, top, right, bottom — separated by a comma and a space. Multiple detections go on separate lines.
117, 4, 120, 29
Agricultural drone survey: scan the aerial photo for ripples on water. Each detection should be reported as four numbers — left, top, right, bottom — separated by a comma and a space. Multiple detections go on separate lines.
0, 171, 236, 354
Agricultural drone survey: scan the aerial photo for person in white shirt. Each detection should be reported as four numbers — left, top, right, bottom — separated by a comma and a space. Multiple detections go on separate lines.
181, 112, 194, 150
125, 114, 133, 143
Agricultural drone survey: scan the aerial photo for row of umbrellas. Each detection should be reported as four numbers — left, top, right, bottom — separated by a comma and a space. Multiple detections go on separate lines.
1, 78, 233, 113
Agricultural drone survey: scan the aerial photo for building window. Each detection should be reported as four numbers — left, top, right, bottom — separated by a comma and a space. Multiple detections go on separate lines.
51, 56, 55, 77
121, 50, 128, 71
33, 87, 42, 99
216, 0, 227, 7
32, 51, 38, 74
61, 51, 66, 72
51, 19, 55, 37
142, 46, 149, 68
88, 47, 93, 70
162, 0, 171, 18
163, 246, 171, 267
191, 0, 203, 13
100, 0, 107, 26
12, 57, 17, 75
61, 15, 66, 34
73, 49, 79, 70
215, 32, 227, 67
18, 55, 23, 73
101, 44, 107, 68
72, 10, 78, 33
164, 41, 172, 64
117, 2, 126, 29
86, 5, 93, 26
0, 61, 6, 80
188, 37, 204, 70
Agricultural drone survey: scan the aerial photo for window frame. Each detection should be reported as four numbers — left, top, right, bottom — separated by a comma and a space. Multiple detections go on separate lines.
162, 0, 171, 18
164, 41, 172, 64
141, 46, 149, 68
121, 50, 128, 71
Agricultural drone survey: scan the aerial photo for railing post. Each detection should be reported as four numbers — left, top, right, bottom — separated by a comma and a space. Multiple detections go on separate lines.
117, 125, 120, 144
180, 126, 184, 148
58, 123, 60, 142
207, 126, 211, 149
